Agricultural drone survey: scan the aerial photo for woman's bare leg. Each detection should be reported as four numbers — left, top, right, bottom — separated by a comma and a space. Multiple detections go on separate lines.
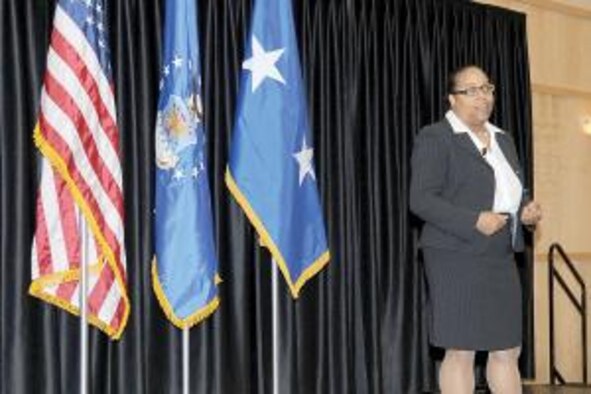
439, 349, 476, 394
486, 347, 522, 394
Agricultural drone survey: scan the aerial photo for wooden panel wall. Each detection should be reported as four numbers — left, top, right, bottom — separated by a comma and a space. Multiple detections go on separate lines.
476, 0, 591, 384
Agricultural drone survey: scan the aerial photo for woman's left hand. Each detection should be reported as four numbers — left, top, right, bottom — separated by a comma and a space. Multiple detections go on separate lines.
521, 201, 542, 226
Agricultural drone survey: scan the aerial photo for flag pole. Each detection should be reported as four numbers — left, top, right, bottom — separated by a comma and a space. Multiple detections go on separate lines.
183, 327, 190, 394
79, 216, 89, 394
272, 260, 280, 394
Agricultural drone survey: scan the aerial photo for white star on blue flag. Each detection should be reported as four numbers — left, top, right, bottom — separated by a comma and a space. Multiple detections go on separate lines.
242, 36, 286, 92
227, 0, 329, 298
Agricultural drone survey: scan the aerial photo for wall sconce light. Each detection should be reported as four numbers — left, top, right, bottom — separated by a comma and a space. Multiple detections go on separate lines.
583, 116, 591, 136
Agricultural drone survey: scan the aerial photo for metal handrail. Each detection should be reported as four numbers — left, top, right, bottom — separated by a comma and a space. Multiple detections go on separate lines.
548, 242, 588, 385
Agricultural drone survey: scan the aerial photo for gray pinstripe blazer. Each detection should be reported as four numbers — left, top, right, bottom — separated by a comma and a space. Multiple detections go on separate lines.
409, 118, 527, 254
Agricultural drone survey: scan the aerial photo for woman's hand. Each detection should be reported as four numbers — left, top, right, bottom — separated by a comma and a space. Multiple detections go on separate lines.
521, 201, 542, 226
476, 212, 508, 236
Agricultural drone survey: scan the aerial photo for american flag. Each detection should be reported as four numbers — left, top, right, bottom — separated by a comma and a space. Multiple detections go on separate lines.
29, 0, 129, 339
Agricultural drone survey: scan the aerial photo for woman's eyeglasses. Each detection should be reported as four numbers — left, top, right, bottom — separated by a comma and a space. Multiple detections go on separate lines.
452, 83, 495, 97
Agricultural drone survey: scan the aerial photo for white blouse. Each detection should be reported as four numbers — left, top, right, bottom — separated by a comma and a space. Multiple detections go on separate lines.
446, 110, 523, 217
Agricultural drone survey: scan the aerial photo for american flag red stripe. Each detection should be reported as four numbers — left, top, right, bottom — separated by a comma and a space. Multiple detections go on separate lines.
49, 29, 119, 150
38, 113, 123, 260
41, 74, 124, 214
43, 44, 120, 167
54, 172, 80, 272
56, 281, 78, 301
34, 193, 53, 276
110, 298, 126, 329
29, 0, 129, 339
88, 265, 114, 314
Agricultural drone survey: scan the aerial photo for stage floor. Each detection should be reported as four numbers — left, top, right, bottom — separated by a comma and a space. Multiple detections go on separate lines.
462, 385, 591, 394
427, 384, 591, 393
523, 386, 591, 393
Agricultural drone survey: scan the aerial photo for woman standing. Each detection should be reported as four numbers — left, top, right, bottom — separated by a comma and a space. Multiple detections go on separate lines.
410, 65, 542, 394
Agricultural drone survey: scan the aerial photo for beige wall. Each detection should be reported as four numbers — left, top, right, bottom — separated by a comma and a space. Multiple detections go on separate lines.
476, 0, 591, 384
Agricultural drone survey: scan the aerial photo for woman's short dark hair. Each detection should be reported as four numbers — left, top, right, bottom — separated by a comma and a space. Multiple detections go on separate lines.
447, 65, 488, 94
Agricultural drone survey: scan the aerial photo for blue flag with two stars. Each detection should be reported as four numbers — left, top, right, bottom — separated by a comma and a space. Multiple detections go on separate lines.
226, 0, 330, 298
152, 0, 219, 328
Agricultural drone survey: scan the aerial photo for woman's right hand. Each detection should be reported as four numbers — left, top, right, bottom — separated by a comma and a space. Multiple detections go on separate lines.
475, 212, 508, 236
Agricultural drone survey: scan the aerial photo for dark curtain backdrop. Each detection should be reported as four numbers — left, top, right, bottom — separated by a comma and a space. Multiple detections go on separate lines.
0, 0, 533, 393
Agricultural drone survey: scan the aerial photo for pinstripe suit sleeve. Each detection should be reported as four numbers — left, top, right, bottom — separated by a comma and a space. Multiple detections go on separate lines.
409, 126, 480, 242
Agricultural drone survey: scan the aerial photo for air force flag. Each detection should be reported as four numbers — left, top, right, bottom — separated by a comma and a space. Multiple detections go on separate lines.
226, 0, 330, 298
153, 0, 219, 328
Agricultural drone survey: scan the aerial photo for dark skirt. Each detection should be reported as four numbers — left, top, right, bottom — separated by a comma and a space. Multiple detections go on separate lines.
422, 227, 522, 351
